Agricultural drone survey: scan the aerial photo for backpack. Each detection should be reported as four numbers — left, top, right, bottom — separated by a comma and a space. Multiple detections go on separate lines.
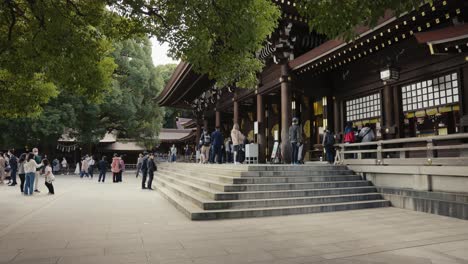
324, 133, 335, 146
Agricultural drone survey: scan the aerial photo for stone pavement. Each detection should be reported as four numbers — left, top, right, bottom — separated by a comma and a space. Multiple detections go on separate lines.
1, 172, 468, 264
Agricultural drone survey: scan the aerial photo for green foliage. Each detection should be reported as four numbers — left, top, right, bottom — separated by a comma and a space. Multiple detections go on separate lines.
0, 38, 172, 150
296, 0, 426, 40
108, 0, 281, 88
0, 1, 118, 118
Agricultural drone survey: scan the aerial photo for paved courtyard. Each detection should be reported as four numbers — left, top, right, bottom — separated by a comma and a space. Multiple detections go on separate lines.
1, 172, 468, 264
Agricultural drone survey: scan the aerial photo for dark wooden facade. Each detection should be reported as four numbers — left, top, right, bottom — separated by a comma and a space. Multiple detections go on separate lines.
156, 0, 468, 163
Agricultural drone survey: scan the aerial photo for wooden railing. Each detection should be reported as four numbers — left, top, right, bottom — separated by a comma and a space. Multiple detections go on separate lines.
335, 133, 468, 166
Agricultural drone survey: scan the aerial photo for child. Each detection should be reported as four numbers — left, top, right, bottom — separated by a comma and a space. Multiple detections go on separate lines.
42, 159, 55, 195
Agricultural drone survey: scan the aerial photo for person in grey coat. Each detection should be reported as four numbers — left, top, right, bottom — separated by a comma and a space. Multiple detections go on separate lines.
288, 117, 302, 164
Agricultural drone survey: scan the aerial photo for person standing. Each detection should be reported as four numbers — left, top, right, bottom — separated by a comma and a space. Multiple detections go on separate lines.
288, 117, 302, 165
88, 156, 95, 179
42, 159, 55, 195
52, 158, 60, 175
140, 152, 149, 189
118, 155, 125, 182
170, 145, 177, 163
98, 156, 108, 183
184, 145, 190, 162
224, 138, 232, 163
136, 153, 143, 178
8, 150, 18, 186
200, 129, 211, 164
0, 152, 6, 185
111, 154, 121, 183
61, 157, 68, 175
24, 153, 42, 196
211, 127, 224, 164
322, 128, 336, 164
343, 122, 356, 144
147, 153, 157, 190
32, 148, 43, 192
18, 153, 26, 193
231, 124, 245, 165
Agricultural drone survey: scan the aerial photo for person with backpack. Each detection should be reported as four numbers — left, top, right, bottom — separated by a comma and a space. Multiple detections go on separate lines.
200, 129, 211, 164
322, 128, 336, 164
358, 123, 376, 158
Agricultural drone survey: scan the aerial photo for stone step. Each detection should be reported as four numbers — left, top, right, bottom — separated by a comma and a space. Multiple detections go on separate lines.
170, 163, 349, 172
160, 167, 362, 184
157, 178, 383, 210
161, 165, 355, 177
156, 183, 390, 220
157, 171, 371, 192
155, 173, 378, 200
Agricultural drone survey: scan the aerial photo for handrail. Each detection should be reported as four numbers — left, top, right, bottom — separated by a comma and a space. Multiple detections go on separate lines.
336, 133, 468, 147
334, 133, 468, 166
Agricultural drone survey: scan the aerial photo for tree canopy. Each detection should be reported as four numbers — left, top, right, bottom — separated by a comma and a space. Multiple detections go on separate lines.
0, 38, 171, 150
1, 0, 425, 119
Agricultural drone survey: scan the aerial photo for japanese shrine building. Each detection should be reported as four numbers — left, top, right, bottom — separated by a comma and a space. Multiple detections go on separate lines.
156, 0, 468, 164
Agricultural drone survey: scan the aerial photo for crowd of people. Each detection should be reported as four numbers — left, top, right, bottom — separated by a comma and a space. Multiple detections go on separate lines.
0, 148, 55, 195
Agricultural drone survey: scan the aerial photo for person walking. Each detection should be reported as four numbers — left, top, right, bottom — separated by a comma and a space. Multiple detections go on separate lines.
170, 145, 177, 163
288, 117, 302, 165
136, 153, 143, 178
211, 127, 224, 164
18, 153, 26, 193
200, 129, 211, 164
88, 156, 95, 179
42, 159, 55, 195
0, 152, 6, 185
111, 154, 121, 183
61, 157, 68, 175
8, 150, 18, 186
147, 153, 157, 190
24, 153, 42, 196
32, 148, 43, 192
140, 152, 149, 189
98, 156, 108, 183
81, 156, 89, 178
322, 128, 336, 164
231, 124, 245, 165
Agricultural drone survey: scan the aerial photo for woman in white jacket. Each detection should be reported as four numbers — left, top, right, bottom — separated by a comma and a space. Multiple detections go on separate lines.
230, 124, 245, 165
24, 153, 42, 196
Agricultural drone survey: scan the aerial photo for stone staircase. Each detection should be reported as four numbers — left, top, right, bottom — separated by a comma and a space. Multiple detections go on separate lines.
155, 163, 390, 220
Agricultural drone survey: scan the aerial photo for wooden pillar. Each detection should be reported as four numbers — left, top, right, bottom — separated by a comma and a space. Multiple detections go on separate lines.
383, 85, 396, 139
215, 111, 221, 128
333, 97, 342, 134
280, 63, 292, 163
302, 96, 311, 161
233, 100, 239, 126
257, 93, 265, 163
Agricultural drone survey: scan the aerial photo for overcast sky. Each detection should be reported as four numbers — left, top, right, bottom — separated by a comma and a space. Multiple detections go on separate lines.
150, 38, 179, 66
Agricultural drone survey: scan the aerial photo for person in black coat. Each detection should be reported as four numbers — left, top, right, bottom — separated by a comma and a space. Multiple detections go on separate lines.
147, 153, 157, 190
140, 152, 149, 189
98, 156, 109, 183
8, 149, 18, 186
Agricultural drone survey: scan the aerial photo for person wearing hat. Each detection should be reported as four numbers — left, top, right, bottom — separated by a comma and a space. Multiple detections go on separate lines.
140, 151, 149, 189
288, 117, 302, 165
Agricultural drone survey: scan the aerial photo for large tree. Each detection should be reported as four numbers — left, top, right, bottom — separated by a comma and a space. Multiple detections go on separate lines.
0, 38, 170, 150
